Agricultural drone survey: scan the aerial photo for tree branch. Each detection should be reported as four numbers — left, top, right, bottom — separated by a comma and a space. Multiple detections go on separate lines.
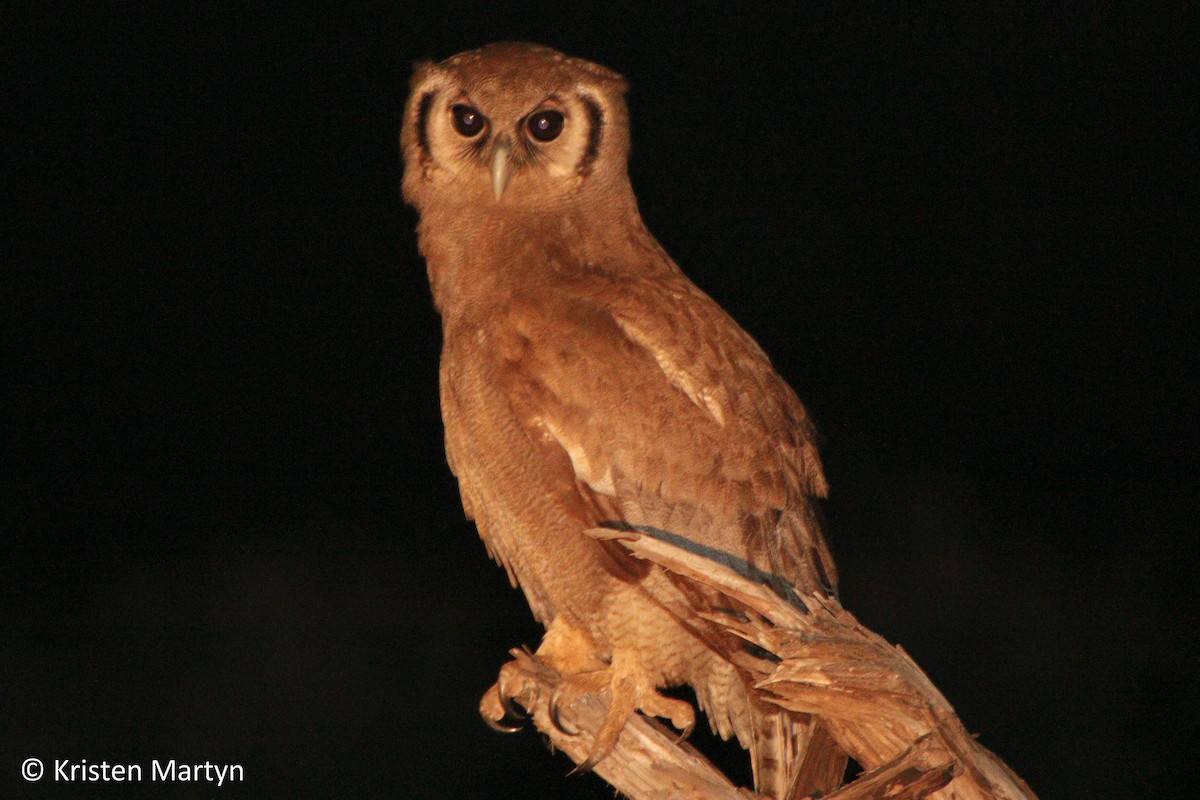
482, 528, 1038, 800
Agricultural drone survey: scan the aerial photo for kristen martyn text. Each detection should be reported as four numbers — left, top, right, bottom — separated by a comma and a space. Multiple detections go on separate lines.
22, 758, 244, 787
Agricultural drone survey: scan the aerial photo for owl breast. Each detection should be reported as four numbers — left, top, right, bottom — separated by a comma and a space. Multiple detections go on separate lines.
439, 296, 760, 747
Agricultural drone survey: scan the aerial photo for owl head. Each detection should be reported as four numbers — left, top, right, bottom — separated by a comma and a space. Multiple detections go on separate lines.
401, 42, 632, 212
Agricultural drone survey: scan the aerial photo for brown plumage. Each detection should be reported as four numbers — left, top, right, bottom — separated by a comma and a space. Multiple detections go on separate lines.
402, 42, 845, 798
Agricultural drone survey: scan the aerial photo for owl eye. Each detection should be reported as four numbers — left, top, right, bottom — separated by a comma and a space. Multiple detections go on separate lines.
451, 104, 486, 137
526, 110, 565, 142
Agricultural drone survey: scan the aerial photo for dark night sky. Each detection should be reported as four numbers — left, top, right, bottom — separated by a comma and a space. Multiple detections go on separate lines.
3, 4, 1196, 799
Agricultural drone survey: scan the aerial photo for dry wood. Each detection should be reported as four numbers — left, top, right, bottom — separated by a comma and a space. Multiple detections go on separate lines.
482, 648, 749, 800
483, 528, 1038, 800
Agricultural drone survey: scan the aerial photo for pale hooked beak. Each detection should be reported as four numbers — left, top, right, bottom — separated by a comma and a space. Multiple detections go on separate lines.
491, 135, 513, 200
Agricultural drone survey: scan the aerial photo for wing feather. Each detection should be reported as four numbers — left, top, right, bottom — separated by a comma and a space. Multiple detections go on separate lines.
494, 268, 837, 601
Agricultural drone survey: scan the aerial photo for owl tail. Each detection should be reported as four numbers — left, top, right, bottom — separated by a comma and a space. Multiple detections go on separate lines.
751, 705, 847, 800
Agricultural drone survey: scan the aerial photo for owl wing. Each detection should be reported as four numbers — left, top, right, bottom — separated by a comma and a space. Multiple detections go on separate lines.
486, 267, 846, 799
494, 268, 837, 603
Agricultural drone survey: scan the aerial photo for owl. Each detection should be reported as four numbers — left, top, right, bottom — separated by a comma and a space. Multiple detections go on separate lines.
401, 42, 845, 798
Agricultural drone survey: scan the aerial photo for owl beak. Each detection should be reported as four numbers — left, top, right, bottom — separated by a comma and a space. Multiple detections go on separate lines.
491, 135, 513, 200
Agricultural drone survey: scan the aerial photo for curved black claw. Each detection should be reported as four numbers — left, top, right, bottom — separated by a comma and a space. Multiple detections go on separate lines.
671, 714, 695, 744
485, 691, 529, 733
484, 711, 525, 733
567, 753, 599, 777
548, 692, 580, 737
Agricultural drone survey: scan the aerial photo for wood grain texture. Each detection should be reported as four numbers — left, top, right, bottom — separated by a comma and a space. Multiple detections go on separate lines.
480, 529, 1037, 799
589, 527, 1039, 800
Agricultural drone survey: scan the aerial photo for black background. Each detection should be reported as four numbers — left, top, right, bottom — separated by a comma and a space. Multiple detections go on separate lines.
4, 4, 1196, 798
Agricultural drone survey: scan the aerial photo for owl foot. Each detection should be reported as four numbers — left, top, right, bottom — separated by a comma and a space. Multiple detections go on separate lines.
480, 644, 697, 774
556, 654, 696, 775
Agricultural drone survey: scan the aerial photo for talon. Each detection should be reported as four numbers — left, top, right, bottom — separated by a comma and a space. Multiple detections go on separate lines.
549, 692, 580, 736
499, 688, 527, 722
640, 691, 696, 744
567, 753, 600, 777
480, 682, 528, 733
672, 714, 695, 744
484, 712, 525, 733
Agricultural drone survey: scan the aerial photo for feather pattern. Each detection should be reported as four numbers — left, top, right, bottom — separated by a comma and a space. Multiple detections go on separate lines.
403, 41, 846, 798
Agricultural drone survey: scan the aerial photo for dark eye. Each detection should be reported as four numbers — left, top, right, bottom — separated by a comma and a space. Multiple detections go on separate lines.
451, 104, 486, 137
526, 110, 564, 142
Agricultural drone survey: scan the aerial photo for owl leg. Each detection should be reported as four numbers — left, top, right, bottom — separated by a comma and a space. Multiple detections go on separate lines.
481, 618, 696, 772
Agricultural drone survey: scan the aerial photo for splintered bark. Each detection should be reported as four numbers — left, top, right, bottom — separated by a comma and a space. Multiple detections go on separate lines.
485, 529, 1038, 800
483, 647, 748, 800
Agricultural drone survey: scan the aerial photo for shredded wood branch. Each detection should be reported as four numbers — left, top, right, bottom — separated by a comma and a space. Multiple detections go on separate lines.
483, 647, 749, 800
484, 529, 1038, 800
